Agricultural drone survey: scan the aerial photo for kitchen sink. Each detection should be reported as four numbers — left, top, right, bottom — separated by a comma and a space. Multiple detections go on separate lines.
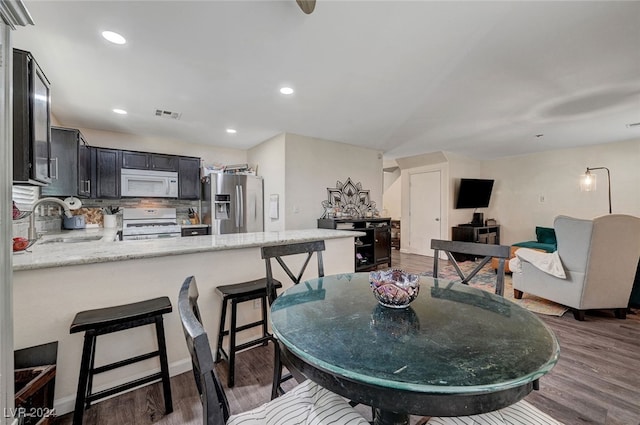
38, 235, 106, 245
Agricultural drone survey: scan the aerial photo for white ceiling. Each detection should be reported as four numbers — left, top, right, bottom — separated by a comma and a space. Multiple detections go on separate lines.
13, 0, 640, 160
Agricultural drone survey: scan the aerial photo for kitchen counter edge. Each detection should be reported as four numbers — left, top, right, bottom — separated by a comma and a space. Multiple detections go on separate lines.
13, 229, 365, 271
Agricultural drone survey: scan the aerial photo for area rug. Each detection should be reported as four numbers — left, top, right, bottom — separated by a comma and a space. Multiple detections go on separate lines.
422, 262, 569, 316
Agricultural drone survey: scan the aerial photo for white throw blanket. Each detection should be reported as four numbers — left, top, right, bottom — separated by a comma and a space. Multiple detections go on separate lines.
509, 248, 566, 279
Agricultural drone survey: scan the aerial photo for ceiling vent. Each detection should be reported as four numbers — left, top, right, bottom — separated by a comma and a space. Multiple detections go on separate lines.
155, 109, 182, 120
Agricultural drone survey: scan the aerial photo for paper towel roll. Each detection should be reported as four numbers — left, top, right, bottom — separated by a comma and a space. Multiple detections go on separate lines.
63, 196, 82, 210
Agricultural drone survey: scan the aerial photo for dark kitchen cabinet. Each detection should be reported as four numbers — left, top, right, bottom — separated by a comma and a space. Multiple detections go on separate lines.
122, 150, 177, 171
92, 148, 120, 199
318, 218, 392, 272
181, 226, 209, 237
78, 143, 92, 197
151, 154, 178, 171
178, 156, 201, 200
451, 224, 501, 261
374, 225, 392, 266
41, 127, 91, 197
121, 151, 149, 169
13, 49, 52, 185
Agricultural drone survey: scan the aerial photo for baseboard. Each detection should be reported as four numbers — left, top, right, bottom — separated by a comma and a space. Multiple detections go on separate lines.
53, 358, 192, 416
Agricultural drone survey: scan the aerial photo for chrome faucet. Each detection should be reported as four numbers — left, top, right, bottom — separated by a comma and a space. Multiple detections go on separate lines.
28, 197, 73, 240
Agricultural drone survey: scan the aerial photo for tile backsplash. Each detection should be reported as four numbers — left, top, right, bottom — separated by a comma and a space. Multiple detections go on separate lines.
12, 197, 201, 238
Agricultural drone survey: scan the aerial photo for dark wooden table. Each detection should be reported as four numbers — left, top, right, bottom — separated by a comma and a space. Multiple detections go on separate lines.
270, 273, 560, 425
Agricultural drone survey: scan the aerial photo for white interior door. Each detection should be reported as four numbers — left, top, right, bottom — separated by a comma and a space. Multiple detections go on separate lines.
409, 171, 442, 256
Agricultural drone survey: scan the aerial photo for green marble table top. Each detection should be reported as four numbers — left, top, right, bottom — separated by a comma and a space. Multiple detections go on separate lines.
270, 273, 560, 395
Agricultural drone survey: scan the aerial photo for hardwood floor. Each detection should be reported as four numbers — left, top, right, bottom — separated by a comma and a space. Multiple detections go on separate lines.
55, 250, 640, 425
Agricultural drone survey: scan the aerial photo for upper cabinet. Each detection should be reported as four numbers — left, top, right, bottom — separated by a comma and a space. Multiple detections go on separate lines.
13, 49, 52, 185
122, 150, 178, 171
150, 154, 178, 171
92, 148, 121, 199
178, 156, 201, 200
41, 127, 92, 198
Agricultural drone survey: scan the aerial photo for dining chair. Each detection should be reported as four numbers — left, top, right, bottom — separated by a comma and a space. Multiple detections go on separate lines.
425, 399, 564, 424
178, 275, 369, 425
427, 241, 563, 425
261, 240, 325, 399
262, 240, 325, 305
431, 239, 510, 296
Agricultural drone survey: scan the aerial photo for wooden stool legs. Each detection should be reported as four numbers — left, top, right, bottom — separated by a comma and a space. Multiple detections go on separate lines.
72, 316, 173, 425
215, 293, 271, 387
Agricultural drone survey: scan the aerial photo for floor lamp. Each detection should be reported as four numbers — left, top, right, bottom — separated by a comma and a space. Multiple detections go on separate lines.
580, 166, 612, 214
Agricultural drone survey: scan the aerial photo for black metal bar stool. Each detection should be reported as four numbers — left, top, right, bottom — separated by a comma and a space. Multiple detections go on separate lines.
214, 278, 282, 387
69, 297, 173, 425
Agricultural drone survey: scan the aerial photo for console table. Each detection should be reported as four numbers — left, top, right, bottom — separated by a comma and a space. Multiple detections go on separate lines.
452, 224, 500, 261
318, 218, 391, 272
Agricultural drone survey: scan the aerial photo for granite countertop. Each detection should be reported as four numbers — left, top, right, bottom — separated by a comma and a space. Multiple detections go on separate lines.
13, 228, 364, 271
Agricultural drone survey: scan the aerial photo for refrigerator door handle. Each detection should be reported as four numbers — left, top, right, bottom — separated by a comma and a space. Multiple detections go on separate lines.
239, 184, 244, 228
235, 185, 240, 228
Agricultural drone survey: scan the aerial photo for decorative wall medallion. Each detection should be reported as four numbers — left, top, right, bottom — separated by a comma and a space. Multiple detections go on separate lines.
321, 178, 379, 218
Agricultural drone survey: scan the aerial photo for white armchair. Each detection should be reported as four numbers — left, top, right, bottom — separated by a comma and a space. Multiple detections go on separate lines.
512, 214, 640, 321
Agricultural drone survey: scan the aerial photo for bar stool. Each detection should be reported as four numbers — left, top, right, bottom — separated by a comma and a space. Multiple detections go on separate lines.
69, 297, 173, 425
215, 240, 325, 390
214, 278, 282, 387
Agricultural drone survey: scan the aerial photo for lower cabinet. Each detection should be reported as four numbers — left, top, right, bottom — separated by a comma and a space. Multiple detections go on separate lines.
181, 226, 209, 237
318, 218, 392, 272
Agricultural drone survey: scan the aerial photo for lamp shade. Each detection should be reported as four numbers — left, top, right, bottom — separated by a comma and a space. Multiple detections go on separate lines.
580, 172, 596, 192
580, 166, 611, 213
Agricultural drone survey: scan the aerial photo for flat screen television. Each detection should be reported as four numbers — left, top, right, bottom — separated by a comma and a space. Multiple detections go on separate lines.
455, 178, 494, 209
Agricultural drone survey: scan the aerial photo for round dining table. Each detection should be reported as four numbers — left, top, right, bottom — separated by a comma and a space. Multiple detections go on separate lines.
270, 273, 560, 425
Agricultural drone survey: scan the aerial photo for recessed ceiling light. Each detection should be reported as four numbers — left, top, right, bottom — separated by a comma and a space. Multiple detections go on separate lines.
113, 108, 127, 115
226, 128, 237, 134
102, 31, 126, 45
279, 87, 294, 95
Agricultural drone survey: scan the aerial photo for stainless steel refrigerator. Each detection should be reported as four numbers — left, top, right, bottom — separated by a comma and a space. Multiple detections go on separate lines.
201, 174, 264, 234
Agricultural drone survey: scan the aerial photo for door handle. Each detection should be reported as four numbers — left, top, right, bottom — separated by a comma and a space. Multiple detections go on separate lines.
235, 185, 240, 227
239, 185, 244, 227
50, 158, 58, 180
435, 218, 440, 221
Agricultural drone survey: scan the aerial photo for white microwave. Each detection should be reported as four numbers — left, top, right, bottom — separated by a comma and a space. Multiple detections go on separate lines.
121, 168, 179, 198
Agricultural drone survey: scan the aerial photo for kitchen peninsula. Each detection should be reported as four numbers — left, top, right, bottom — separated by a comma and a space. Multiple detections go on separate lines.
13, 228, 361, 415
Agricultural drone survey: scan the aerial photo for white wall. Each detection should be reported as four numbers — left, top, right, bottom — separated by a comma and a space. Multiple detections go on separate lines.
383, 169, 401, 219
247, 133, 286, 232
283, 133, 384, 230
484, 138, 640, 245
446, 153, 483, 233
386, 138, 640, 249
